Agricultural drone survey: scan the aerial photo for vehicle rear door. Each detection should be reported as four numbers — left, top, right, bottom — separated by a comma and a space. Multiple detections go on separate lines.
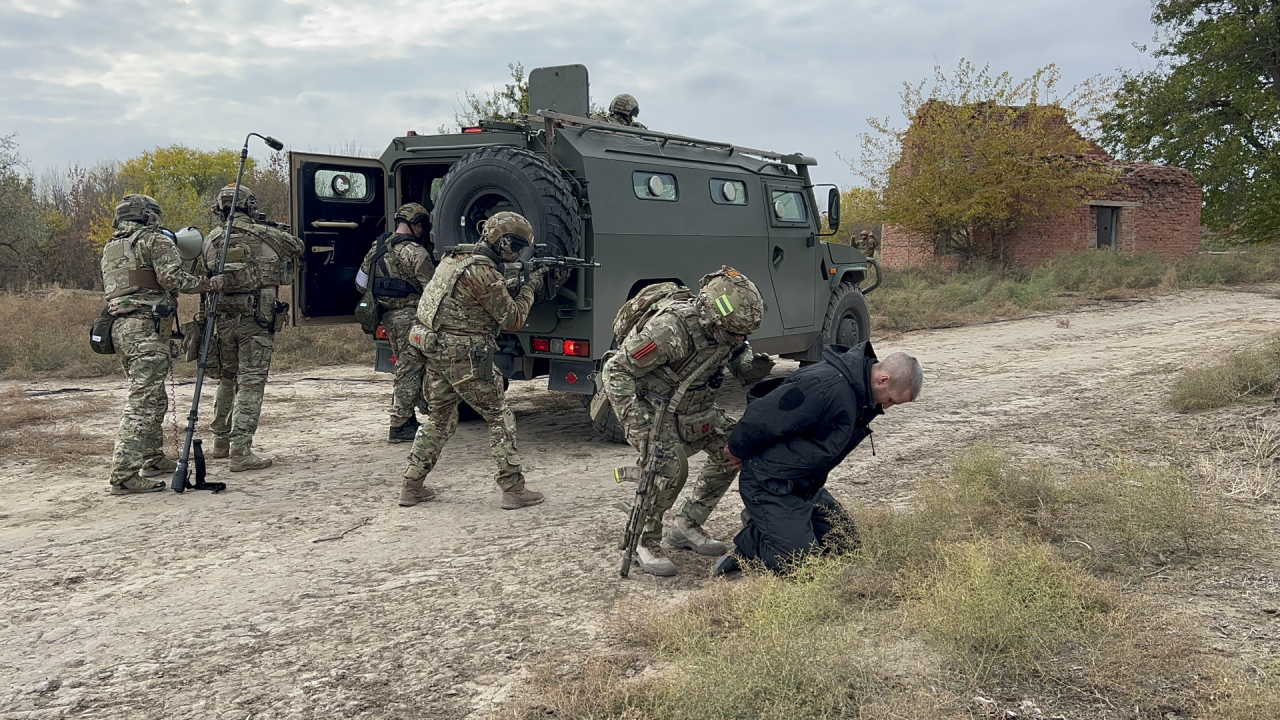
290, 153, 389, 324
763, 182, 820, 329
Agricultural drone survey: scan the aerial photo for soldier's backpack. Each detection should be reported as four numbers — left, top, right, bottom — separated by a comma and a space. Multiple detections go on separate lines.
611, 281, 692, 341
355, 233, 393, 334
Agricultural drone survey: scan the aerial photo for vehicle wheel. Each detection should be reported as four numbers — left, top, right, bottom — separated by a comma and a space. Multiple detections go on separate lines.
821, 282, 871, 350
579, 393, 627, 444
430, 146, 582, 296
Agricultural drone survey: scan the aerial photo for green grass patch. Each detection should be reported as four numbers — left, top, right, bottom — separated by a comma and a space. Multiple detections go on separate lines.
1170, 335, 1280, 413
867, 247, 1280, 333
511, 445, 1249, 719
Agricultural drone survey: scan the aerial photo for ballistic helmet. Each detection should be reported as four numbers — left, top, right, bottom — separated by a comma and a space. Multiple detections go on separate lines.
113, 194, 163, 228
697, 266, 764, 336
609, 94, 640, 119
216, 184, 258, 215
394, 202, 430, 226
480, 211, 534, 262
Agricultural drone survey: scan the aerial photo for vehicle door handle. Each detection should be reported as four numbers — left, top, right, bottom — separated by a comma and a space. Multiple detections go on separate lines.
310, 246, 335, 252
772, 246, 784, 268
311, 220, 359, 229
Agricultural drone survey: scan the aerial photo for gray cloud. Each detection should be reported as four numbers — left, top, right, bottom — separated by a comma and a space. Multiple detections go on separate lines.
1, 0, 1155, 185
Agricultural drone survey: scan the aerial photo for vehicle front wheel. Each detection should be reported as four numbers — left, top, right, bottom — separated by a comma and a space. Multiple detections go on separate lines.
822, 282, 871, 351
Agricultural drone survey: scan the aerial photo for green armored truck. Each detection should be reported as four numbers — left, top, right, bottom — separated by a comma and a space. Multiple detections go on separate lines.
289, 64, 881, 439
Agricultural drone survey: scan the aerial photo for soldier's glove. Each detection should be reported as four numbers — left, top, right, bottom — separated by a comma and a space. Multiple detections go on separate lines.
524, 266, 551, 295
206, 275, 226, 293
742, 353, 776, 385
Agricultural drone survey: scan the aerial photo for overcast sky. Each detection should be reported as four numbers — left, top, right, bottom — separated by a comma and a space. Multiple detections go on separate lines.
1, 0, 1157, 187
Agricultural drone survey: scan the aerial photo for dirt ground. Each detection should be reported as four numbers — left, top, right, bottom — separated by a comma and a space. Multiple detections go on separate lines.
3, 286, 1280, 719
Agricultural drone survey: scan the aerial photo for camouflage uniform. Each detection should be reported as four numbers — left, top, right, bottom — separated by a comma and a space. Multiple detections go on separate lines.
401, 212, 545, 508
590, 93, 648, 129
603, 267, 772, 573
203, 188, 303, 465
101, 195, 222, 493
356, 205, 436, 436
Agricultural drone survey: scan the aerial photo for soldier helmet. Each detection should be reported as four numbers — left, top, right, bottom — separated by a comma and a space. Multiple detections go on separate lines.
609, 94, 640, 119
394, 203, 430, 226
480, 211, 534, 262
697, 266, 765, 337
112, 194, 163, 228
216, 184, 258, 215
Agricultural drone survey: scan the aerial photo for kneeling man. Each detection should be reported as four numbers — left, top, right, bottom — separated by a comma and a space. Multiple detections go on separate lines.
717, 343, 923, 574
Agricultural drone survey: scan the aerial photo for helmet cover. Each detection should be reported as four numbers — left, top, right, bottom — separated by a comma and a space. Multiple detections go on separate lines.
394, 202, 429, 226
216, 184, 258, 215
697, 265, 764, 336
113, 194, 163, 228
609, 93, 639, 118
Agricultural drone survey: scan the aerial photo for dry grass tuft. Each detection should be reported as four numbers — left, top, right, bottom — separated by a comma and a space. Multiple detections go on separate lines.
0, 386, 111, 459
1170, 335, 1280, 413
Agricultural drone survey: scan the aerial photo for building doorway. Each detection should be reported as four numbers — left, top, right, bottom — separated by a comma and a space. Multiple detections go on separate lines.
1096, 206, 1119, 249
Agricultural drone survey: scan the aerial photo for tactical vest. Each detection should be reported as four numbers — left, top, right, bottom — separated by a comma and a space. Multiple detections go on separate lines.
416, 246, 497, 335
367, 233, 423, 309
633, 302, 728, 415
206, 216, 288, 316
101, 227, 167, 314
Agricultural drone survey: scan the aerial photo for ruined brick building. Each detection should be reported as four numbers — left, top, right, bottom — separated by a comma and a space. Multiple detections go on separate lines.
878, 108, 1202, 267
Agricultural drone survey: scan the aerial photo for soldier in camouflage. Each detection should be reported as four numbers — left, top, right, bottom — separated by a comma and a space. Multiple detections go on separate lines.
101, 194, 225, 494
602, 267, 775, 576
399, 211, 548, 510
590, 94, 647, 129
356, 203, 436, 443
202, 185, 304, 471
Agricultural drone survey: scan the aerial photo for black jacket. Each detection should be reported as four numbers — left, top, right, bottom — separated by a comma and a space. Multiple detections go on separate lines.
729, 342, 883, 496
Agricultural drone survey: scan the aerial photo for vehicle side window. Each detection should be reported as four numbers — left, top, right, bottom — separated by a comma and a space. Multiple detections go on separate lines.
315, 169, 371, 201
710, 179, 747, 206
770, 190, 807, 222
633, 171, 677, 201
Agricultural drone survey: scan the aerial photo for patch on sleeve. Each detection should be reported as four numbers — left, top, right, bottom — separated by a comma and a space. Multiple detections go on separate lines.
778, 387, 806, 412
632, 340, 659, 362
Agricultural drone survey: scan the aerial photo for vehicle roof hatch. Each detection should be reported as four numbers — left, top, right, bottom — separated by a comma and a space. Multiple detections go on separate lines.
529, 64, 590, 118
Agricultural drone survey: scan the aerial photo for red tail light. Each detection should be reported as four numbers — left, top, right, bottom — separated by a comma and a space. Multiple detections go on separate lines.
462, 127, 483, 134
375, 326, 388, 340
564, 339, 590, 357
531, 337, 551, 353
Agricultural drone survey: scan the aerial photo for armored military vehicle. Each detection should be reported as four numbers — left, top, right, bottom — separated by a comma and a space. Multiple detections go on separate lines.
289, 64, 881, 440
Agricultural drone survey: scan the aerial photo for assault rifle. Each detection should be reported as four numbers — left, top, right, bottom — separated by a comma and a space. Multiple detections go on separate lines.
502, 243, 600, 289
255, 213, 291, 233
617, 350, 730, 577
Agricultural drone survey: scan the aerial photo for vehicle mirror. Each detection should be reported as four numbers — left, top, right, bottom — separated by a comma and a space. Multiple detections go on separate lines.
827, 187, 841, 232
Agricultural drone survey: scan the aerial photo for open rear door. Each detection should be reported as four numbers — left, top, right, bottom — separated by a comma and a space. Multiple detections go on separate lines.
290, 153, 388, 324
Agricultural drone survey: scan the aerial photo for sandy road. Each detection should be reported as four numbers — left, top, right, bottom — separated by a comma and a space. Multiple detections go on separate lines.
3, 287, 1279, 719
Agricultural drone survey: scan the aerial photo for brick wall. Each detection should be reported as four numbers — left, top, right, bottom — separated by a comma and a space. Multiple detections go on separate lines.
881, 163, 1203, 267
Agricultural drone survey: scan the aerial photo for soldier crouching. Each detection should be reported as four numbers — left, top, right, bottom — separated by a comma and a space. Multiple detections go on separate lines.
100, 194, 225, 494
602, 267, 774, 576
398, 211, 548, 510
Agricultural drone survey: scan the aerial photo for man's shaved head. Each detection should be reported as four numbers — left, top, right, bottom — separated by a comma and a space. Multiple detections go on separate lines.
869, 352, 924, 409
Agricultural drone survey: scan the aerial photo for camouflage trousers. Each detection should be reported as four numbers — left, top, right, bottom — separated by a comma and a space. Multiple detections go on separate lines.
383, 306, 426, 427
623, 406, 739, 543
109, 316, 172, 486
210, 313, 274, 452
404, 328, 522, 490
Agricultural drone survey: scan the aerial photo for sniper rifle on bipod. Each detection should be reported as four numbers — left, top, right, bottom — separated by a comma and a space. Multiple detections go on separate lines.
171, 132, 284, 494
617, 349, 729, 577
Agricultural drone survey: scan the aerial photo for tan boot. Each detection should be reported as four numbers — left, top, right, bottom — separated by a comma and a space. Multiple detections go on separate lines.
500, 480, 544, 510
665, 516, 730, 556
229, 447, 272, 472
209, 439, 230, 459
634, 542, 677, 576
399, 476, 437, 507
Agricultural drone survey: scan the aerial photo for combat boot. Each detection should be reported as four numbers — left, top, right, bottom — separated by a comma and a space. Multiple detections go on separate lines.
229, 447, 272, 472
500, 480, 545, 510
399, 476, 437, 506
665, 516, 730, 556
139, 457, 177, 478
711, 552, 742, 576
109, 475, 166, 495
634, 542, 677, 576
389, 417, 420, 444
209, 439, 230, 459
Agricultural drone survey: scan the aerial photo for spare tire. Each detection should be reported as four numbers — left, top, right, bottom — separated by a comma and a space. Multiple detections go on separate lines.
430, 146, 582, 293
